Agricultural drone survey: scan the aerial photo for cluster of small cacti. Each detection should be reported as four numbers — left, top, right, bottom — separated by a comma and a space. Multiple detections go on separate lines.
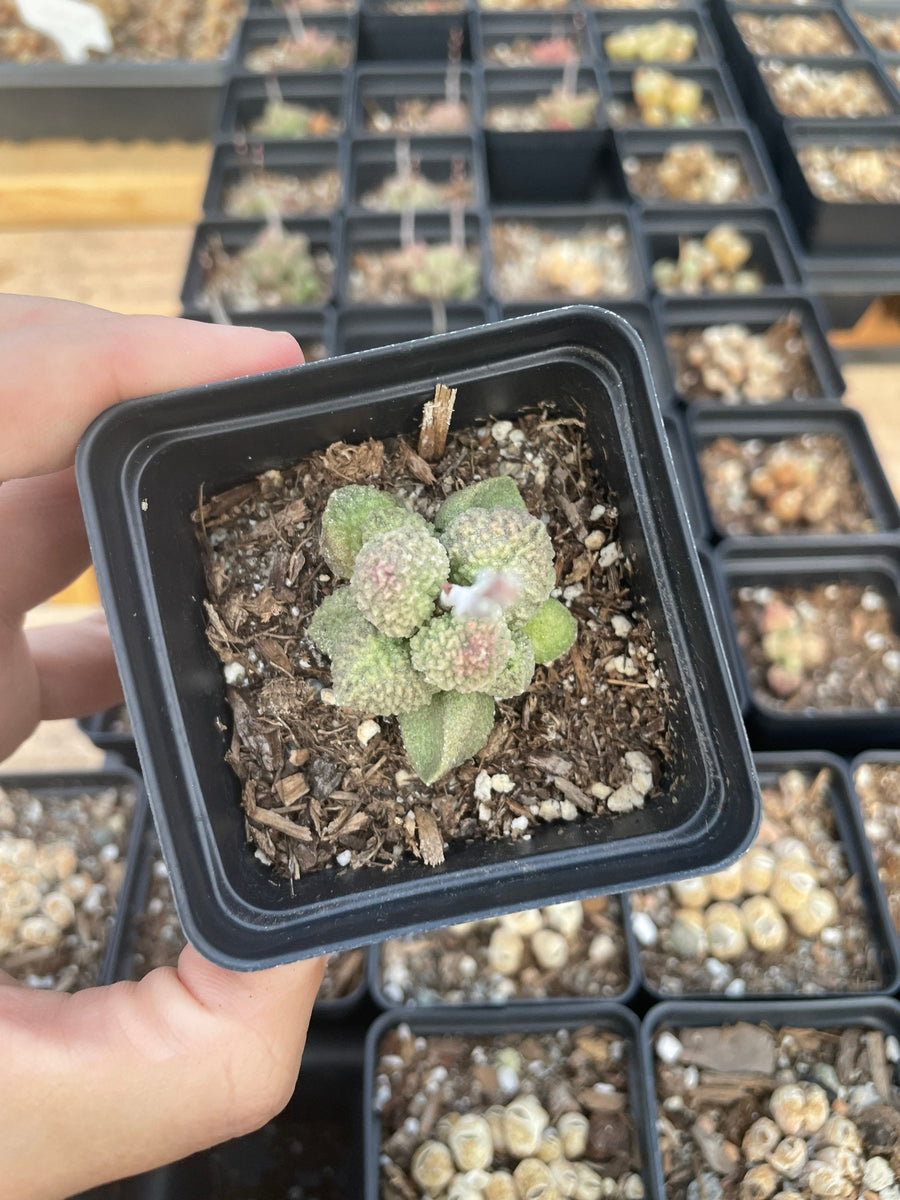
204, 226, 333, 311
759, 598, 830, 698
308, 478, 577, 785
604, 19, 697, 62
664, 837, 839, 962
249, 100, 343, 139
652, 223, 764, 295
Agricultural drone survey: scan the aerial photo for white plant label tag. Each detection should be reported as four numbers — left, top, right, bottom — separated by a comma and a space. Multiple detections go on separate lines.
15, 0, 113, 63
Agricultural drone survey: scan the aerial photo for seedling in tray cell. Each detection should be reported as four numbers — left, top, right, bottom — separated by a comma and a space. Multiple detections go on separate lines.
624, 143, 753, 204
364, 32, 470, 134
651, 1008, 900, 1200
735, 11, 857, 57
733, 579, 900, 710
200, 220, 334, 311
632, 760, 888, 997
379, 896, 632, 1005
486, 61, 601, 131
485, 29, 584, 68
760, 60, 895, 119
359, 140, 475, 211
244, 16, 352, 71
652, 223, 765, 294
222, 149, 342, 218
375, 1019, 645, 1199
478, 0, 569, 12
699, 429, 878, 536
604, 19, 698, 63
798, 143, 900, 204
491, 219, 638, 301
668, 312, 819, 404
248, 77, 345, 139
612, 67, 710, 127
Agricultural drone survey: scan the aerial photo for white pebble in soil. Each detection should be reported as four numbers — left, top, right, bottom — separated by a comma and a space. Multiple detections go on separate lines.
632, 911, 658, 947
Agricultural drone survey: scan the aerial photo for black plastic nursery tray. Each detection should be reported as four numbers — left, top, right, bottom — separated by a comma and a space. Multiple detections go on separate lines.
354, 65, 478, 136
335, 304, 489, 353
616, 127, 780, 209
358, 3, 473, 61
641, 205, 804, 298
348, 135, 486, 212
76, 307, 756, 968
634, 750, 900, 1002
185, 309, 338, 361
365, 1004, 647, 1200
202, 141, 346, 220
778, 122, 900, 254
712, 538, 900, 753
180, 216, 338, 319
604, 62, 744, 128
663, 410, 711, 543
483, 66, 611, 203
689, 402, 900, 542
659, 293, 845, 406
215, 72, 349, 142
641, 996, 900, 1200
78, 708, 140, 774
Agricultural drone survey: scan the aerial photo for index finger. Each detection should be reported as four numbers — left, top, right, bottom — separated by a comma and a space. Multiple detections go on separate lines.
0, 302, 304, 481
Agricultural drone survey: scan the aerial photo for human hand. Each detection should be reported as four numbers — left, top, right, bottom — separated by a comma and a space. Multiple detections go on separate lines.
0, 295, 326, 1200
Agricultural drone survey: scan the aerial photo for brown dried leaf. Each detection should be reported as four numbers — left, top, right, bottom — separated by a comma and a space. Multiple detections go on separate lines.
323, 438, 384, 481
415, 807, 444, 866
242, 589, 283, 623
399, 440, 437, 485
257, 637, 294, 675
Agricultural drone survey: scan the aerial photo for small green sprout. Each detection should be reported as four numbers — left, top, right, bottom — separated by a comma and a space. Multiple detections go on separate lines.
309, 475, 576, 788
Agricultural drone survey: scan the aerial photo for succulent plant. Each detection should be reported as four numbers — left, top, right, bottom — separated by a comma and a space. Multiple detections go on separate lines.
308, 477, 576, 787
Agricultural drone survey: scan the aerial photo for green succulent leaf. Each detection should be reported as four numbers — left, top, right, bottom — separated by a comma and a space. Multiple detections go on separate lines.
330, 628, 437, 716
523, 598, 578, 664
306, 586, 373, 658
321, 486, 405, 578
409, 613, 514, 693
487, 627, 536, 698
399, 691, 495, 786
350, 526, 449, 638
433, 476, 526, 532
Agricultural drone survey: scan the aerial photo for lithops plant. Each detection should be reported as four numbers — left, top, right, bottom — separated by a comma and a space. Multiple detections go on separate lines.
308, 479, 575, 786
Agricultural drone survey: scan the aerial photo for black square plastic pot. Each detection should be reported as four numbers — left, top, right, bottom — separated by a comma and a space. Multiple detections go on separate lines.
756, 55, 900, 129
236, 15, 358, 74
633, 749, 900, 1002
339, 211, 488, 304
498, 299, 673, 406
358, 6, 472, 61
0, 768, 147, 989
179, 216, 338, 320
367, 894, 640, 1009
642, 205, 804, 297
202, 140, 346, 220
663, 409, 711, 543
845, 3, 900, 58
184, 308, 338, 361
76, 307, 757, 968
711, 538, 900, 752
474, 11, 596, 65
726, 2, 871, 63
851, 748, 900, 978
95, 1028, 366, 1199
604, 63, 743, 129
348, 135, 485, 212
640, 995, 900, 1200
659, 293, 845, 406
336, 303, 489, 352
805, 251, 900, 330
483, 67, 613, 203
778, 121, 900, 254
487, 204, 648, 304
215, 72, 349, 142
364, 1004, 648, 1200
592, 8, 719, 64
688, 403, 900, 542
615, 127, 779, 209
353, 65, 478, 135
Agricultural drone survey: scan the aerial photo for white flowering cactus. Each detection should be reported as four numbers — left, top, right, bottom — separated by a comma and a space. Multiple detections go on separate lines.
309, 479, 577, 784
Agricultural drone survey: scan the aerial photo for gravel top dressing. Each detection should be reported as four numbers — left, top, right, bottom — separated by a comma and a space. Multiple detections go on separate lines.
194, 408, 674, 882
632, 766, 884, 997
0, 782, 135, 990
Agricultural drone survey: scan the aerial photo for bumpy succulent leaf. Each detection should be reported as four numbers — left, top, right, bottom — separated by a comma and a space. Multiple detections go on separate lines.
321, 486, 405, 578
441, 507, 556, 623
399, 691, 495, 786
360, 504, 433, 545
350, 526, 449, 638
330, 628, 437, 716
523, 598, 578, 664
306, 586, 373, 658
487, 627, 536, 698
409, 614, 514, 693
433, 476, 527, 532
